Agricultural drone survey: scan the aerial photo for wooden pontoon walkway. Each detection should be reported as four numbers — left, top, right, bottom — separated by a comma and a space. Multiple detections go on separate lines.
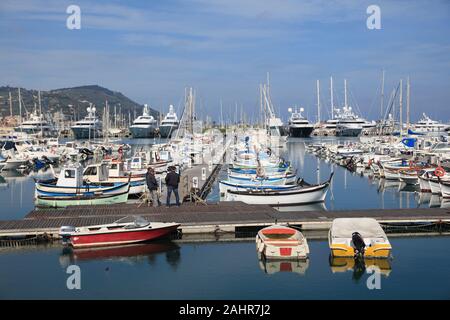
1, 202, 450, 238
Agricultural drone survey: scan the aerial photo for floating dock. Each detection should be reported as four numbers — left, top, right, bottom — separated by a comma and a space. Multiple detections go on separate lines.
1, 202, 449, 239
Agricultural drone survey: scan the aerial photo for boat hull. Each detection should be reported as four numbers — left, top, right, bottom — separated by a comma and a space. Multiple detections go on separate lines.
289, 126, 314, 138
36, 190, 129, 208
335, 127, 362, 137
159, 125, 178, 138
225, 183, 330, 206
69, 224, 179, 248
35, 181, 129, 197
256, 226, 309, 260
71, 127, 103, 140
130, 126, 157, 138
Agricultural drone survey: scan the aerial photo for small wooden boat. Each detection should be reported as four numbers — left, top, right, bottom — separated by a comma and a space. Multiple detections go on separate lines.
59, 216, 180, 248
226, 173, 332, 206
329, 218, 392, 258
83, 162, 146, 195
256, 225, 309, 260
218, 180, 297, 195
36, 163, 129, 197
398, 169, 419, 185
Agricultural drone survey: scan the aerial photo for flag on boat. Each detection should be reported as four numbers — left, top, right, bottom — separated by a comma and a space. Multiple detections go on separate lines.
401, 138, 416, 148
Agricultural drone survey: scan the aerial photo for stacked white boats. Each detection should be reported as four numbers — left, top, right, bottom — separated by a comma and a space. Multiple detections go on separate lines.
220, 135, 332, 206
306, 134, 450, 201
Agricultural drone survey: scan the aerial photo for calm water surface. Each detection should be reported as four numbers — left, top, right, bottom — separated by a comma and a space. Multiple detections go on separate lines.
0, 236, 449, 299
1, 137, 449, 299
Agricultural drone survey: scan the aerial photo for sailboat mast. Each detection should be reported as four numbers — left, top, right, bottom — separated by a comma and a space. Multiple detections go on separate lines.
380, 70, 385, 118
406, 77, 410, 132
38, 90, 42, 114
8, 91, 12, 117
330, 76, 334, 120
18, 88, 22, 127
316, 80, 321, 123
344, 79, 348, 108
399, 79, 403, 136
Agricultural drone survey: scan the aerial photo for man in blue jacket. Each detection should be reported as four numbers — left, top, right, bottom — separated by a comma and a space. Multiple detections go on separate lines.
165, 166, 180, 207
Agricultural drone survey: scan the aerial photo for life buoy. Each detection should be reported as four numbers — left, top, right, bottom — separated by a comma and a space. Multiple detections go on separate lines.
435, 166, 445, 177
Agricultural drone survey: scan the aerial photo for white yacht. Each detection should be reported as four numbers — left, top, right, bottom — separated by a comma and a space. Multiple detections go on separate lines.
324, 80, 374, 136
159, 105, 179, 138
14, 111, 54, 136
71, 106, 103, 140
287, 107, 314, 138
413, 113, 450, 134
129, 104, 158, 138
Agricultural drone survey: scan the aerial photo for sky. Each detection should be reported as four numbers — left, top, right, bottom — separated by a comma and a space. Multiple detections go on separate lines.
1, 0, 449, 123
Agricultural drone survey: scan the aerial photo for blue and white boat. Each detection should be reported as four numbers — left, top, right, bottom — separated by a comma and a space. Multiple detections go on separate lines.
35, 163, 129, 198
219, 180, 298, 196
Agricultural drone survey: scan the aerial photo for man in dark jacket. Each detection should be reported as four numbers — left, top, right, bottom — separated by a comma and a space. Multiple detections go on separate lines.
145, 167, 160, 207
165, 166, 180, 207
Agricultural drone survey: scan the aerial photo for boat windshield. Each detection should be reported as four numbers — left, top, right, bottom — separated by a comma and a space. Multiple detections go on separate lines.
115, 215, 149, 227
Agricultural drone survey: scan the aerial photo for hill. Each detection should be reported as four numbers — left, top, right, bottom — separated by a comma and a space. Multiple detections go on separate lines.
0, 85, 159, 120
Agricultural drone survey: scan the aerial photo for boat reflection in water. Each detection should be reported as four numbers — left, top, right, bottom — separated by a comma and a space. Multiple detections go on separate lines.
59, 241, 180, 268
440, 199, 450, 209
429, 195, 442, 208
329, 256, 392, 281
273, 202, 327, 212
258, 258, 309, 275
417, 192, 432, 206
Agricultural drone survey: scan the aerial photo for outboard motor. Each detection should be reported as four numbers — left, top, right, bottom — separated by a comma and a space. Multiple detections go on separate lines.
352, 232, 366, 258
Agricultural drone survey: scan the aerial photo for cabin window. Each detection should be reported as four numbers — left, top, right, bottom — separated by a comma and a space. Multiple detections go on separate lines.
64, 170, 76, 178
110, 164, 117, 170
84, 167, 97, 176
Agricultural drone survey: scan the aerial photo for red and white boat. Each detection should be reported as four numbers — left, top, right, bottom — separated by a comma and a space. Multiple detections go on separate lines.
256, 225, 310, 260
59, 216, 180, 248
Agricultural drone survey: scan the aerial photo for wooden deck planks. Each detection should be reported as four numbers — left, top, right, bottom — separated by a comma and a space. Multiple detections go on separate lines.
1, 202, 450, 236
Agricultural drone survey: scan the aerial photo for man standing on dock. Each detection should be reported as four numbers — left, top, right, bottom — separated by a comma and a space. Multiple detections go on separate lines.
165, 166, 180, 207
146, 167, 160, 207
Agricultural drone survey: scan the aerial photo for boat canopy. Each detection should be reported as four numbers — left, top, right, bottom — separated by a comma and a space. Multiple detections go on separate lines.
331, 218, 386, 239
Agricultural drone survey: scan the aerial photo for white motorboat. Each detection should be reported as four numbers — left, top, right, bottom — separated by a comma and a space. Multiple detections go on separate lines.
329, 218, 392, 258
256, 225, 310, 260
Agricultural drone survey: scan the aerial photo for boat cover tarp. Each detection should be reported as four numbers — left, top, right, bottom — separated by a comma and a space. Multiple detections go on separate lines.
331, 218, 386, 239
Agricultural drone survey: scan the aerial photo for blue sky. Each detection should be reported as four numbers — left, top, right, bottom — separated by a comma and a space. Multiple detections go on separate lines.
1, 0, 449, 122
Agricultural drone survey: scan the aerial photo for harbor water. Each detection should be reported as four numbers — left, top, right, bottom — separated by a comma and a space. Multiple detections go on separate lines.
1, 137, 449, 299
